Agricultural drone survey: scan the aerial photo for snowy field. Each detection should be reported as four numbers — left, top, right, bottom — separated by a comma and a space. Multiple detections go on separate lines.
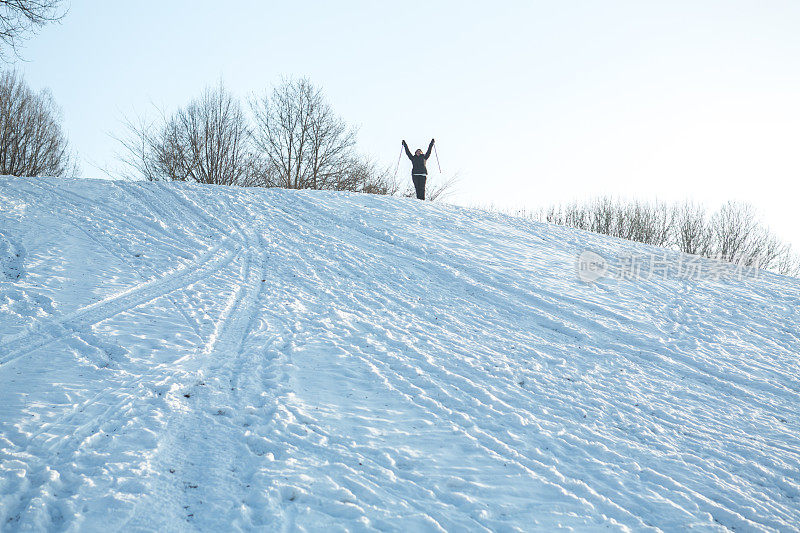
1, 177, 799, 532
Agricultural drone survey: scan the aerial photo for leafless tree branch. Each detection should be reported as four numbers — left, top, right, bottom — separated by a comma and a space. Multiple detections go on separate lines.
0, 0, 66, 60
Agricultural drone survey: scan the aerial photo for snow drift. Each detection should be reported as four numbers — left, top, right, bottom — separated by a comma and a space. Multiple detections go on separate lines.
1, 177, 799, 531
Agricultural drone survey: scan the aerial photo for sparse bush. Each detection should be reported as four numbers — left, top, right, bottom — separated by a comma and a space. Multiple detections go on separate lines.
342, 156, 399, 195
401, 174, 458, 202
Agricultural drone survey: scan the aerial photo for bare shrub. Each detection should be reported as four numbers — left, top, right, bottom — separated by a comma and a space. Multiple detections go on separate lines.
0, 70, 75, 177
772, 246, 800, 276
427, 175, 459, 202
540, 198, 674, 246
400, 174, 458, 202
343, 156, 399, 195
620, 200, 674, 247
710, 202, 796, 271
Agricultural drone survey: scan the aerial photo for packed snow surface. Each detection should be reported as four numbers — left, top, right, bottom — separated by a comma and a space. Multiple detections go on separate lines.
1, 177, 799, 532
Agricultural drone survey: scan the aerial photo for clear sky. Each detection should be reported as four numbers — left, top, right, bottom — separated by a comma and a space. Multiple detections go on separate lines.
15, 0, 800, 246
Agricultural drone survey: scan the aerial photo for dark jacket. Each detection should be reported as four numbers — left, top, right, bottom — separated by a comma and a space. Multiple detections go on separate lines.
404, 140, 434, 175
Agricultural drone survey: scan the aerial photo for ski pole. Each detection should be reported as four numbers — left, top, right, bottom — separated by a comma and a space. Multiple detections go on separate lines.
434, 143, 442, 174
394, 143, 404, 178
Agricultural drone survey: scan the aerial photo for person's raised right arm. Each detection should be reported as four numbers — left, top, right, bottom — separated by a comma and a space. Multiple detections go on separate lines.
402, 140, 412, 160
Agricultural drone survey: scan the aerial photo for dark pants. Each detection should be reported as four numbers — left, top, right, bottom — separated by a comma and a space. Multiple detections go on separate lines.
412, 174, 427, 200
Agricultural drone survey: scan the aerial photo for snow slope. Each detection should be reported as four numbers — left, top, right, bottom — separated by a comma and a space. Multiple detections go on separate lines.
1, 177, 799, 532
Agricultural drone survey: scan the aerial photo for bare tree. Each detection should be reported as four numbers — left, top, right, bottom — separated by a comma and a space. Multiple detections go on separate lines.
590, 198, 614, 236
709, 201, 796, 270
117, 83, 255, 185
675, 202, 712, 256
627, 201, 674, 246
710, 201, 759, 263
0, 69, 75, 177
0, 0, 66, 59
250, 78, 363, 191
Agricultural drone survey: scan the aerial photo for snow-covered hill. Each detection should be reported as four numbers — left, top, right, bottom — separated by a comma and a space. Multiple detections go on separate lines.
1, 177, 799, 532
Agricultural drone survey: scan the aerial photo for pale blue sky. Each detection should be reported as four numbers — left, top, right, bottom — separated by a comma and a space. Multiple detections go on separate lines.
15, 0, 800, 246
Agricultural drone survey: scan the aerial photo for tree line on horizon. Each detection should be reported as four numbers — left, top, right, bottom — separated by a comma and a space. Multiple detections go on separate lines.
501, 199, 799, 276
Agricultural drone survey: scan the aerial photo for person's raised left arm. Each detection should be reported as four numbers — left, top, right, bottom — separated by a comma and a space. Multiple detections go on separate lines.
425, 138, 435, 159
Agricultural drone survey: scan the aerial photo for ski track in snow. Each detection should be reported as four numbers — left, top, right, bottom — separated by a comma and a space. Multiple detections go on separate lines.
1, 177, 800, 531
